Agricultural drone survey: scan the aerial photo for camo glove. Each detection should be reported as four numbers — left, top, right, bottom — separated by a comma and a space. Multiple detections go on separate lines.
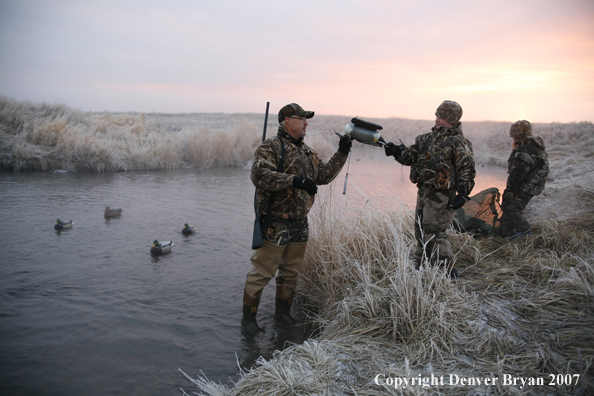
384, 142, 405, 159
448, 186, 469, 210
293, 176, 318, 196
338, 134, 352, 155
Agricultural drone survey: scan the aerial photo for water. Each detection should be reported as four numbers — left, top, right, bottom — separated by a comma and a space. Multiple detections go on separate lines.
0, 158, 507, 395
334, 152, 508, 210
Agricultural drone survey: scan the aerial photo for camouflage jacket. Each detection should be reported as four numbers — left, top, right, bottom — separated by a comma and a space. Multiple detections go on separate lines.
251, 127, 347, 220
396, 126, 476, 192
506, 136, 549, 196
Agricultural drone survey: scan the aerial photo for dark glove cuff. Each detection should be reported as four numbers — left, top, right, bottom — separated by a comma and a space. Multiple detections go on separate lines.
338, 136, 352, 156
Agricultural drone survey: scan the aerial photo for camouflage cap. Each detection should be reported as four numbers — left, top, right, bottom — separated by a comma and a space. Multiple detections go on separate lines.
510, 120, 532, 139
435, 100, 463, 127
278, 103, 315, 123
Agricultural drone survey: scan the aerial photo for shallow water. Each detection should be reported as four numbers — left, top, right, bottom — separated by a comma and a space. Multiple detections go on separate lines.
332, 152, 508, 211
0, 158, 507, 395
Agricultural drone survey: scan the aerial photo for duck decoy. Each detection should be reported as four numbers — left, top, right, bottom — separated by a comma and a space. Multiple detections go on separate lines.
54, 219, 73, 230
181, 223, 196, 235
151, 240, 173, 255
104, 207, 123, 217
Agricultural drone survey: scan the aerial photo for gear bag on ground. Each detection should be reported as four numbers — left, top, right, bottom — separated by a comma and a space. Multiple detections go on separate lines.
453, 187, 502, 236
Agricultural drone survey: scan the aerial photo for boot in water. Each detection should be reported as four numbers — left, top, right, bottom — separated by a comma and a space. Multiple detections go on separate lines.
241, 304, 263, 334
274, 298, 296, 325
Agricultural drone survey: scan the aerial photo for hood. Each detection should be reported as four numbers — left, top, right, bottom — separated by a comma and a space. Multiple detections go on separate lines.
524, 136, 546, 151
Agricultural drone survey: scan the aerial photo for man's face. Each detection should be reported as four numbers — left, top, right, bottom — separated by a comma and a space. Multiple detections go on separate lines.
435, 115, 453, 128
285, 116, 308, 139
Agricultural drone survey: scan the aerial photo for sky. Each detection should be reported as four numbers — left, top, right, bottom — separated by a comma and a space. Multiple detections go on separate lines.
0, 0, 593, 122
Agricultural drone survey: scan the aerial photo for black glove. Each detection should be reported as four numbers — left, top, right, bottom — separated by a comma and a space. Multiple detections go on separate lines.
384, 142, 405, 159
293, 176, 318, 196
448, 186, 469, 210
338, 134, 352, 155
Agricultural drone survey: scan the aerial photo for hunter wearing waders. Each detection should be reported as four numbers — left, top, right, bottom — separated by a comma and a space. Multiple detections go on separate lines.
384, 100, 476, 278
242, 103, 351, 333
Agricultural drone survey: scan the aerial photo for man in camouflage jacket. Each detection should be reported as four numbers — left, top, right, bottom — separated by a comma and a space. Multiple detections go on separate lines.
242, 103, 351, 332
500, 120, 549, 239
384, 100, 475, 277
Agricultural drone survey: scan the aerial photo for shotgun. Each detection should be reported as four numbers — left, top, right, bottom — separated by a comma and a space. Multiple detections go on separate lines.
251, 102, 269, 250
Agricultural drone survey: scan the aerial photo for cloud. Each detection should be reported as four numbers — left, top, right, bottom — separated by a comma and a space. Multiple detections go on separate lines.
0, 0, 592, 121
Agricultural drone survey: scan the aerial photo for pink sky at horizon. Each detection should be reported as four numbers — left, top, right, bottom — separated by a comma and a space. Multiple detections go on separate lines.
0, 0, 593, 123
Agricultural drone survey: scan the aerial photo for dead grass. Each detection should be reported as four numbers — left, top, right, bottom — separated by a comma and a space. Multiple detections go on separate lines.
3, 96, 593, 177
183, 173, 594, 395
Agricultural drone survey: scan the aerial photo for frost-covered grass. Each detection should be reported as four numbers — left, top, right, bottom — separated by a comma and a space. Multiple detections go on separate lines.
0, 97, 263, 171
2, 97, 593, 181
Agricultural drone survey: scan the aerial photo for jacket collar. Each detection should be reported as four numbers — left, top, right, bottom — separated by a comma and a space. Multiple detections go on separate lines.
431, 124, 462, 137
277, 126, 303, 145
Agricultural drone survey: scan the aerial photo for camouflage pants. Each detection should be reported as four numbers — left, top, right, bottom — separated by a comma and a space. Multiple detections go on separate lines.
499, 190, 533, 237
413, 186, 457, 268
244, 218, 308, 306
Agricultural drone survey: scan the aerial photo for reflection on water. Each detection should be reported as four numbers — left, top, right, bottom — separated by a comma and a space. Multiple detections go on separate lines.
327, 153, 508, 211
0, 159, 507, 395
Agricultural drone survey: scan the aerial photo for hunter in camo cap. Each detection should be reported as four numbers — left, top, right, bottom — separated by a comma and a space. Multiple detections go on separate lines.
242, 101, 349, 334
384, 99, 475, 278
510, 120, 532, 139
277, 103, 315, 124
435, 100, 463, 127
500, 119, 548, 239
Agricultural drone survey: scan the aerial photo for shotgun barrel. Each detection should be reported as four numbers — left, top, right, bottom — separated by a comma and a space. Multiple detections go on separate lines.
251, 102, 269, 250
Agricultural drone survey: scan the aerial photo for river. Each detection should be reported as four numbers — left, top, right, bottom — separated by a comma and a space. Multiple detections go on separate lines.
0, 156, 507, 395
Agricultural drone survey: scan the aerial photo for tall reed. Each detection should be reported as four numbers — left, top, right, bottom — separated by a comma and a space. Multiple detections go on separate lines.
0, 97, 265, 171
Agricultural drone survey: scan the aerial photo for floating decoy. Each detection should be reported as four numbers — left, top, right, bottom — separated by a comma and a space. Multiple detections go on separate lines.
181, 223, 196, 235
104, 207, 123, 217
54, 219, 73, 230
151, 240, 173, 255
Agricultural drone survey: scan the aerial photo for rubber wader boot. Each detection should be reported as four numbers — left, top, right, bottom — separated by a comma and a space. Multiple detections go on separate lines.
242, 292, 263, 333
242, 305, 263, 333
274, 297, 296, 325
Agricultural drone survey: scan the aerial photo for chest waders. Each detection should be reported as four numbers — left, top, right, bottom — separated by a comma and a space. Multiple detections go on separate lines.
243, 137, 307, 331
